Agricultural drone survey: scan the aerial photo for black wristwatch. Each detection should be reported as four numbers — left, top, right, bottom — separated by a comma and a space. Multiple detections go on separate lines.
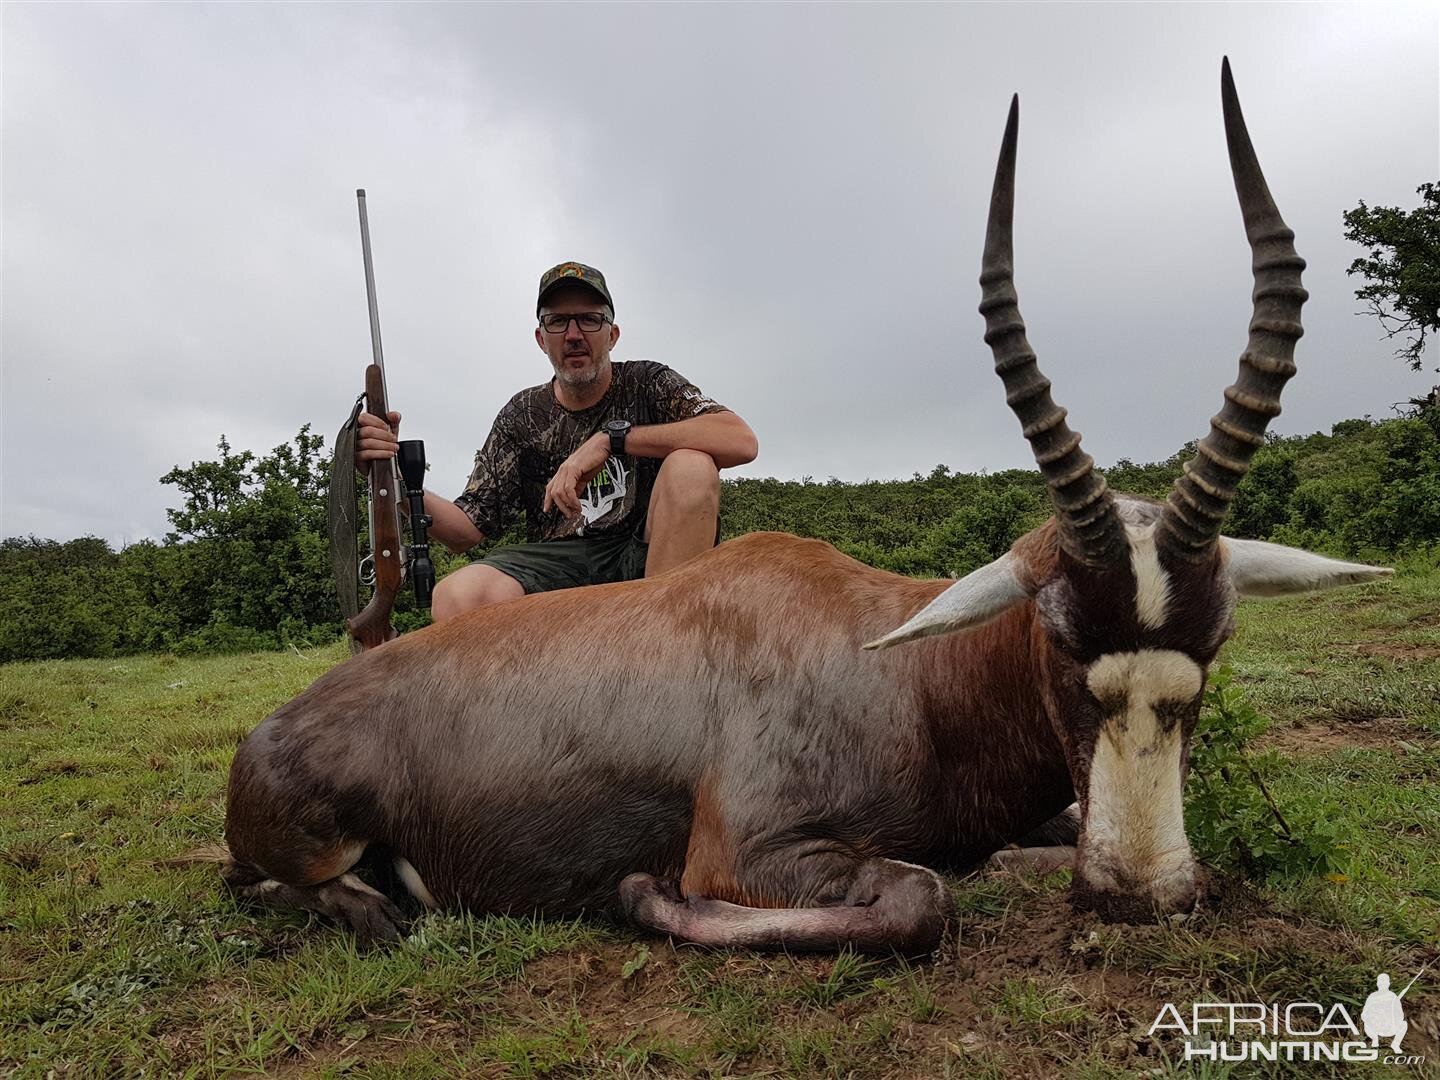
604, 419, 632, 456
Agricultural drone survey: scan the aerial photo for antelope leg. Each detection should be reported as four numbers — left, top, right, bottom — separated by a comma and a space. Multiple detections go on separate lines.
619, 858, 950, 956
1014, 802, 1081, 848
988, 846, 1077, 876
223, 860, 408, 943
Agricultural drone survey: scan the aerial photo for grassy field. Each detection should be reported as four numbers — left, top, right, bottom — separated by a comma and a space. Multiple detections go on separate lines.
2, 569, 1438, 1078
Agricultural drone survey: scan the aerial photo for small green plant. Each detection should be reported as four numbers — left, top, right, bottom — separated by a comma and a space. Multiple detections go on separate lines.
1185, 667, 1345, 878
620, 944, 649, 980
992, 978, 1087, 1030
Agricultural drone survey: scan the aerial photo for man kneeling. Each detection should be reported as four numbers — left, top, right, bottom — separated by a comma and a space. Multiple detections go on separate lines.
355, 261, 758, 620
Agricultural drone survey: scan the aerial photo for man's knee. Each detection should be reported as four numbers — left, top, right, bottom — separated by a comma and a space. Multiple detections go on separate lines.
431, 563, 524, 622
654, 449, 720, 514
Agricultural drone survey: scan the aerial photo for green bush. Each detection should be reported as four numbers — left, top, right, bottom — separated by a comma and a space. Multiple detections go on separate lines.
1185, 668, 1345, 879
1, 414, 1435, 662
1267, 417, 1440, 555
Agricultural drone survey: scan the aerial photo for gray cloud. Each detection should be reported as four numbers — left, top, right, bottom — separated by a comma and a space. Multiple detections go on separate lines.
4, 2, 1436, 546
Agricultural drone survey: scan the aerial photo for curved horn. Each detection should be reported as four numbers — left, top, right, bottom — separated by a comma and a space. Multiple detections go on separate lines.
1159, 58, 1307, 561
979, 96, 1127, 568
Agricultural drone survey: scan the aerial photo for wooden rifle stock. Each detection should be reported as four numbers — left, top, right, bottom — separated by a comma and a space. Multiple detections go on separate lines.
348, 363, 404, 648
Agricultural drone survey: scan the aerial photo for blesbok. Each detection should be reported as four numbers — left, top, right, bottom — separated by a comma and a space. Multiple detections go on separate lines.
221, 61, 1389, 953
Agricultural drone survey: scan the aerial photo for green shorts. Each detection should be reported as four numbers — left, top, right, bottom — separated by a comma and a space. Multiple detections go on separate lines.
478, 527, 650, 595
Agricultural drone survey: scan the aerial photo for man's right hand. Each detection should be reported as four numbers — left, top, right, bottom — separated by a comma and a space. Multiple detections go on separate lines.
356, 409, 401, 468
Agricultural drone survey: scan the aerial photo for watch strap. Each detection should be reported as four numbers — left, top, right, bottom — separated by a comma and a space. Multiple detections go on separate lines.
607, 421, 630, 456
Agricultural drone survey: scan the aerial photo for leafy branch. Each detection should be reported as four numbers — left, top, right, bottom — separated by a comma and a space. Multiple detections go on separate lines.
1185, 667, 1345, 879
1344, 181, 1440, 376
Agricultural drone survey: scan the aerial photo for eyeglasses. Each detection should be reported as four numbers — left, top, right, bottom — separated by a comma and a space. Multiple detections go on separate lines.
539, 312, 612, 334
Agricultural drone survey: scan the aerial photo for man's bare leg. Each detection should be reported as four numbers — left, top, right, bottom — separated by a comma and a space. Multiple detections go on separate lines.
431, 448, 717, 619
431, 563, 524, 622
644, 449, 721, 577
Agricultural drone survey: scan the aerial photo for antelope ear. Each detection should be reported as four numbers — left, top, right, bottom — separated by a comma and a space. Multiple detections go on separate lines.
863, 553, 1031, 651
1222, 537, 1393, 597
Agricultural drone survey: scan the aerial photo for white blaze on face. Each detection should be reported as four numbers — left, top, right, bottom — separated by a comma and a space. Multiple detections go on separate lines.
1082, 649, 1203, 904
1128, 522, 1171, 630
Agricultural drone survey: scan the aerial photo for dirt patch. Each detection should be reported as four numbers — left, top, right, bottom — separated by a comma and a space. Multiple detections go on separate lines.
1261, 715, 1436, 754
1351, 642, 1440, 661
507, 944, 710, 1047
955, 898, 1078, 977
264, 1033, 453, 1079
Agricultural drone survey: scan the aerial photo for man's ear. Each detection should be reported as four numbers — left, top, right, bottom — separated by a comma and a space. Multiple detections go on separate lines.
609, 322, 620, 349
535, 327, 546, 351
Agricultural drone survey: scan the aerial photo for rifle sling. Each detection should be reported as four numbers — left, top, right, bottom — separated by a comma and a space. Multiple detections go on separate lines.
329, 395, 366, 644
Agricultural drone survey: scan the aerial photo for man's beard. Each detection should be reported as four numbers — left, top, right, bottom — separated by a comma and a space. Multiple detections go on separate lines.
553, 352, 605, 390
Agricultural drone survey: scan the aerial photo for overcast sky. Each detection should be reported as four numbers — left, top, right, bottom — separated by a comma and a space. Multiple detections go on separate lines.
4, 2, 1436, 547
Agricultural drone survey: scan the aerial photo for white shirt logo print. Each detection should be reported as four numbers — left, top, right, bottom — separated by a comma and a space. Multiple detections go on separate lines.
578, 455, 629, 528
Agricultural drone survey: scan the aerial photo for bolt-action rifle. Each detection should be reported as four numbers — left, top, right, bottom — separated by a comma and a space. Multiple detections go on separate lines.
329, 190, 435, 651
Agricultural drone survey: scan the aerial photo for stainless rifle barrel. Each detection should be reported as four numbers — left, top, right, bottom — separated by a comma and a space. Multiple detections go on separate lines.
356, 189, 387, 379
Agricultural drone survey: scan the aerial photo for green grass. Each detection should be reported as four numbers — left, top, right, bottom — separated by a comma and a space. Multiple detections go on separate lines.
2, 572, 1438, 1077
1227, 567, 1440, 732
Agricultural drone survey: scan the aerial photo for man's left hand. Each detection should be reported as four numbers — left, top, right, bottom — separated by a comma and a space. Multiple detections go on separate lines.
543, 433, 611, 517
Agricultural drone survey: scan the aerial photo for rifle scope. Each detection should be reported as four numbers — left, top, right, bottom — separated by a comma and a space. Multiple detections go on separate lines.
397, 440, 435, 608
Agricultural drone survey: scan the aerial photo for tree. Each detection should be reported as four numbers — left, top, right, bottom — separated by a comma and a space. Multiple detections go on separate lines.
158, 425, 339, 643
1343, 182, 1440, 377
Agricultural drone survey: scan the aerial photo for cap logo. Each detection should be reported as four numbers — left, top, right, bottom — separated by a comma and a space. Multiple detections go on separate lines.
537, 261, 611, 315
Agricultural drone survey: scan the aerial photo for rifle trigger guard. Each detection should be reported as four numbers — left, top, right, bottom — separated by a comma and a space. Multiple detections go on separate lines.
358, 552, 376, 587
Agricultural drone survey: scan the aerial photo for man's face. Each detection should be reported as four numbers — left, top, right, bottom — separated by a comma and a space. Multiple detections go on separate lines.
535, 283, 620, 393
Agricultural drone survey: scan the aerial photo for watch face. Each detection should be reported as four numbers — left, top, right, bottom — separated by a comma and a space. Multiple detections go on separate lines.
606, 419, 630, 454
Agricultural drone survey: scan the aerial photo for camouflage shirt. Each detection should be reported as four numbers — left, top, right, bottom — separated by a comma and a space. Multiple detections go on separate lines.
454, 360, 728, 543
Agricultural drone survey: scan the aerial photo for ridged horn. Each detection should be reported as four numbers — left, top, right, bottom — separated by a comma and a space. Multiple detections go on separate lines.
979, 95, 1127, 568
1159, 58, 1307, 561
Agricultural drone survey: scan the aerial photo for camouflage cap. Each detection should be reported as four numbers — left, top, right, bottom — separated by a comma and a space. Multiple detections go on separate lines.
536, 262, 614, 317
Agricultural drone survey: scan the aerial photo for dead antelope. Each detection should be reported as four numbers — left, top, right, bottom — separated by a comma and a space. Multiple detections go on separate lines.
221, 61, 1389, 953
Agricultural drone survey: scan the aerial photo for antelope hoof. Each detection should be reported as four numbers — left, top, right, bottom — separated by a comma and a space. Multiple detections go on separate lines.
319, 875, 409, 943
227, 870, 409, 944
618, 872, 683, 922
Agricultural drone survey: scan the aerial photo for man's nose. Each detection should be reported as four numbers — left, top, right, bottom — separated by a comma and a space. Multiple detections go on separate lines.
563, 318, 585, 341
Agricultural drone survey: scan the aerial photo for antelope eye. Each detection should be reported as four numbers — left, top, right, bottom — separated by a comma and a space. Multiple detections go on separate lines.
1089, 684, 1127, 714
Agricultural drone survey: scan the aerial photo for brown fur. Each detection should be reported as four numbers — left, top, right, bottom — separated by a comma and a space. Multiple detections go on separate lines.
679, 776, 750, 904
222, 520, 1230, 946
